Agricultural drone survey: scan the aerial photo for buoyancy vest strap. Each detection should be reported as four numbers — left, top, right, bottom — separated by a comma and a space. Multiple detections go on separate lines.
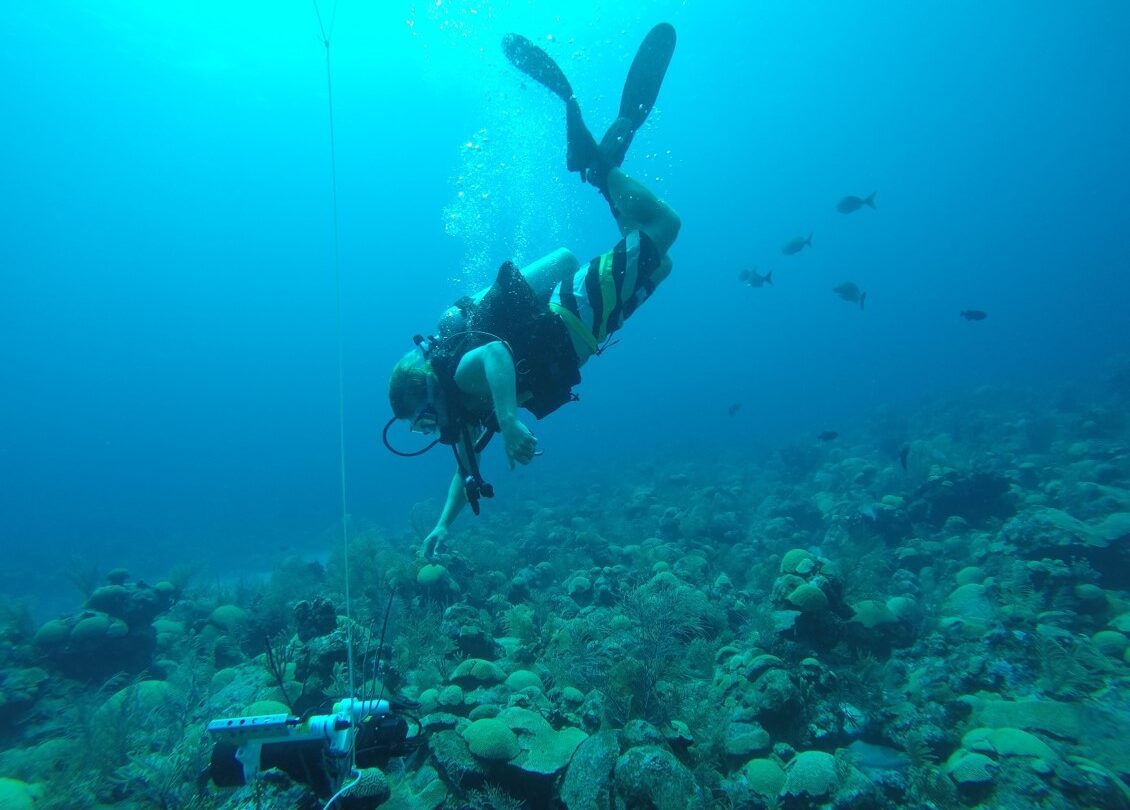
596, 251, 617, 341
548, 300, 600, 355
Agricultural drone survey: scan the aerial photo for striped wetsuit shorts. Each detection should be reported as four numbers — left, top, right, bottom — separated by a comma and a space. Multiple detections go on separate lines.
548, 230, 663, 358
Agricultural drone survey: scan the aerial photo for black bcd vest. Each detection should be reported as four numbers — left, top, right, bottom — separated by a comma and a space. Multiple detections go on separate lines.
429, 261, 581, 445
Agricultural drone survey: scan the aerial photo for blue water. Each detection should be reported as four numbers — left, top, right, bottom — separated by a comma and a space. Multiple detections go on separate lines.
2, 1, 1128, 617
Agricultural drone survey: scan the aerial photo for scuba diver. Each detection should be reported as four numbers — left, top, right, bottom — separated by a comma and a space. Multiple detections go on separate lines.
384, 24, 681, 557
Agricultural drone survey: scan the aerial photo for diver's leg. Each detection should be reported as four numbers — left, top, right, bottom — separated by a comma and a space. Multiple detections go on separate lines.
549, 225, 672, 365
503, 25, 676, 197
606, 168, 681, 256
502, 34, 601, 183
450, 249, 580, 316
519, 248, 580, 299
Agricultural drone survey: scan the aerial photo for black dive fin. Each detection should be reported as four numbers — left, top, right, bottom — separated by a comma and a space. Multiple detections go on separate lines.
619, 23, 676, 127
596, 23, 677, 173
501, 32, 603, 186
565, 97, 602, 177
502, 33, 573, 101
502, 25, 676, 198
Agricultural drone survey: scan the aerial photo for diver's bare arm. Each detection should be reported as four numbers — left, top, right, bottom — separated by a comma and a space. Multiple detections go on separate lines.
456, 342, 519, 431
426, 439, 474, 551
479, 344, 537, 465
434, 469, 467, 531
423, 467, 466, 556
454, 343, 536, 466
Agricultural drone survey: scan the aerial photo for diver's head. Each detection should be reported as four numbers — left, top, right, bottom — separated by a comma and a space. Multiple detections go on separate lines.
388, 348, 439, 434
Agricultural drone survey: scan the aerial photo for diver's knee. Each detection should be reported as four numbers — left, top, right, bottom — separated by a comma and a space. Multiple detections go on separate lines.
521, 248, 581, 297
557, 248, 581, 270
665, 208, 682, 245
651, 205, 680, 255
534, 247, 580, 277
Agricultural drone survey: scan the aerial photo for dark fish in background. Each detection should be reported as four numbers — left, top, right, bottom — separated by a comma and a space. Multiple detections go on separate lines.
818, 431, 839, 442
899, 445, 909, 470
739, 267, 773, 288
833, 282, 867, 309
961, 309, 988, 321
837, 192, 877, 213
728, 403, 742, 417
782, 233, 813, 255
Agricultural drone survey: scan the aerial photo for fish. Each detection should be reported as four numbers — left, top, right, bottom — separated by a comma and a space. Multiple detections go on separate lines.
738, 267, 773, 288
781, 233, 813, 255
833, 282, 867, 309
836, 192, 877, 213
899, 445, 909, 471
728, 403, 742, 417
818, 431, 838, 442
961, 309, 988, 321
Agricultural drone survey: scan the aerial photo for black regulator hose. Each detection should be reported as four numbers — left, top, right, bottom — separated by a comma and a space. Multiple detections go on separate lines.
381, 417, 440, 457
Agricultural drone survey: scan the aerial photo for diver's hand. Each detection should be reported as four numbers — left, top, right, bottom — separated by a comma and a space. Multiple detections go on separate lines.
423, 526, 448, 560
500, 418, 537, 469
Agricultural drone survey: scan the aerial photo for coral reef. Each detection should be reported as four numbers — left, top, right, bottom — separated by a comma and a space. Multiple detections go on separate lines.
2, 385, 1129, 808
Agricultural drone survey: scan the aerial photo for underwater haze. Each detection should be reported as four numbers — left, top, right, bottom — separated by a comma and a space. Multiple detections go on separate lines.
2, 1, 1130, 806
4, 1, 1126, 612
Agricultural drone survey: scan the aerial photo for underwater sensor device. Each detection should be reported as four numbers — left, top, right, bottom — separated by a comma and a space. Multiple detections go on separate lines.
206, 697, 420, 796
